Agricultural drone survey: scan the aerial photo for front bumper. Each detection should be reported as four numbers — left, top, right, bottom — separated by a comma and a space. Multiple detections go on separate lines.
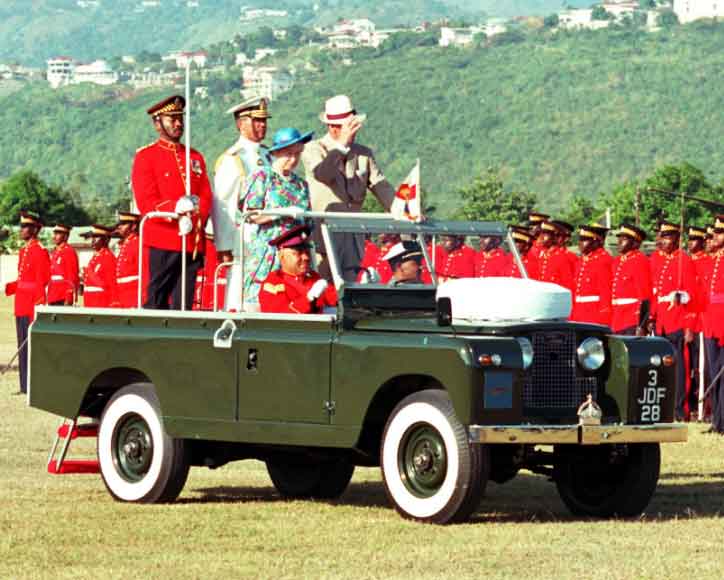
469, 422, 688, 446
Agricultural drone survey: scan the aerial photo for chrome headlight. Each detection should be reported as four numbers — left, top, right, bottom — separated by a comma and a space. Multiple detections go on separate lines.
517, 337, 534, 370
577, 337, 605, 371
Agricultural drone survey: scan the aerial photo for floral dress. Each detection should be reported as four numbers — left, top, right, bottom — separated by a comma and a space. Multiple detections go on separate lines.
239, 168, 311, 304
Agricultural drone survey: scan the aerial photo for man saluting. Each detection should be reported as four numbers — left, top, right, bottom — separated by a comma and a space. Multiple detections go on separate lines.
131, 95, 212, 309
258, 225, 337, 314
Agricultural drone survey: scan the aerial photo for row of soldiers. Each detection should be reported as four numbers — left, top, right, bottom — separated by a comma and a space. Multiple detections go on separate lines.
358, 210, 724, 432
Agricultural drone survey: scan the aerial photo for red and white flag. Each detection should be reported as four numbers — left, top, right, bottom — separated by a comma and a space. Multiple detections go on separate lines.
391, 160, 422, 222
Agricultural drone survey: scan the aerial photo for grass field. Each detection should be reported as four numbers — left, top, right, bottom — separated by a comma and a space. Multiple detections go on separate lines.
1, 297, 724, 579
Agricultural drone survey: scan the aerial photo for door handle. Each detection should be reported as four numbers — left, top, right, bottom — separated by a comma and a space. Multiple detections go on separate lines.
213, 319, 237, 349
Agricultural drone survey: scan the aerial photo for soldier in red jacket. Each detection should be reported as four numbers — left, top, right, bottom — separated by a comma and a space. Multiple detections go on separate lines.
701, 216, 724, 433
505, 226, 540, 279
553, 220, 578, 274
259, 225, 337, 314
611, 223, 651, 334
357, 233, 399, 283
475, 234, 512, 278
131, 95, 212, 310
47, 223, 79, 306
113, 212, 141, 308
537, 221, 574, 291
527, 211, 549, 260
650, 221, 697, 421
570, 224, 613, 326
81, 225, 117, 308
4, 211, 50, 394
438, 235, 476, 282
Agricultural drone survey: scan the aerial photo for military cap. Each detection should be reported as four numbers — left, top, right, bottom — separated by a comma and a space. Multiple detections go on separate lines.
226, 96, 271, 119
658, 221, 681, 237
540, 221, 558, 233
510, 225, 534, 244
269, 224, 311, 249
616, 223, 646, 242
579, 224, 607, 240
551, 220, 574, 234
147, 94, 185, 117
383, 241, 423, 265
714, 215, 724, 233
52, 223, 72, 235
19, 210, 42, 227
528, 212, 550, 225
80, 224, 114, 239
687, 225, 707, 240
116, 211, 141, 226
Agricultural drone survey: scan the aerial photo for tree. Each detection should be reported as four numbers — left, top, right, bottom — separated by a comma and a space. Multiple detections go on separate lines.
543, 14, 560, 28
560, 193, 602, 227
0, 171, 91, 226
454, 169, 538, 224
657, 10, 679, 28
592, 6, 612, 21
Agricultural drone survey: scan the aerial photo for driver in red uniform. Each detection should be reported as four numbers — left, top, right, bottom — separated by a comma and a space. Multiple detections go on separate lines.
259, 225, 338, 314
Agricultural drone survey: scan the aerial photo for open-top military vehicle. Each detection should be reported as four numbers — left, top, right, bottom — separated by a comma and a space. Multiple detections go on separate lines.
29, 212, 686, 524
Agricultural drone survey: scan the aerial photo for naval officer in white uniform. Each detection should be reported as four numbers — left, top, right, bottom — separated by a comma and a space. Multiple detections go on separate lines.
212, 97, 272, 311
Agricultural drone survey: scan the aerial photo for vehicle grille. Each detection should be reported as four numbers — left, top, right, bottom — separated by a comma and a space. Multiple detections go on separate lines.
523, 331, 598, 410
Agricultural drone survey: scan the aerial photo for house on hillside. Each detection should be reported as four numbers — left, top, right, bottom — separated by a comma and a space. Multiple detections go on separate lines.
439, 27, 481, 47
163, 50, 208, 68
558, 9, 611, 29
673, 0, 724, 23
73, 60, 118, 86
241, 66, 293, 101
254, 48, 278, 61
601, 1, 639, 18
47, 57, 75, 88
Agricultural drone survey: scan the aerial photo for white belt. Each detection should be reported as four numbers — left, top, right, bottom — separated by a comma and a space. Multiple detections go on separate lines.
51, 275, 64, 281
84, 286, 104, 293
117, 275, 138, 284
575, 295, 600, 303
612, 298, 638, 306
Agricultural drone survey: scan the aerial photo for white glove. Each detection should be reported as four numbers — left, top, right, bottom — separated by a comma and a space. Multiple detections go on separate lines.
175, 195, 197, 215
360, 267, 380, 284
178, 215, 193, 236
307, 279, 328, 301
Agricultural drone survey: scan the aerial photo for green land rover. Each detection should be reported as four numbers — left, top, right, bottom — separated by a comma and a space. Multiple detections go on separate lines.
29, 212, 687, 524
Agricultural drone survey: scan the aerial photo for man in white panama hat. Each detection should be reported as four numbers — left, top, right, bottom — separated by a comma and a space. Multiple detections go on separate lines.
302, 94, 395, 281
212, 96, 272, 311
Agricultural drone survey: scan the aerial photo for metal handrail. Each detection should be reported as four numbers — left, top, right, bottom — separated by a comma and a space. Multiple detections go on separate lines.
137, 211, 189, 310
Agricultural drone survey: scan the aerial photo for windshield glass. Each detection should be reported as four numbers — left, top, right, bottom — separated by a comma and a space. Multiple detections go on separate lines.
320, 218, 527, 289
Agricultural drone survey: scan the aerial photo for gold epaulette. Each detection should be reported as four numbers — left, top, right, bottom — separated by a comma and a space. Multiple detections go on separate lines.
135, 142, 155, 153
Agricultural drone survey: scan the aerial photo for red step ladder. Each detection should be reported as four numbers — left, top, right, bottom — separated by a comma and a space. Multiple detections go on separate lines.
47, 418, 100, 474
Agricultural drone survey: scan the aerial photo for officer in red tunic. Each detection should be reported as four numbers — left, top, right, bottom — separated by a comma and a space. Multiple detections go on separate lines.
474, 234, 512, 278
4, 212, 50, 394
438, 235, 476, 282
610, 223, 651, 334
570, 224, 612, 326
81, 225, 117, 308
527, 212, 549, 260
47, 223, 79, 306
553, 220, 578, 274
505, 226, 540, 279
259, 225, 338, 314
537, 221, 574, 291
649, 221, 697, 421
112, 212, 141, 308
418, 236, 446, 284
131, 95, 212, 310
357, 233, 399, 283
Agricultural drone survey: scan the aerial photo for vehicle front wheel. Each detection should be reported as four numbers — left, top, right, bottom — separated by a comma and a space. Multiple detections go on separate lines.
98, 383, 189, 503
554, 443, 661, 518
380, 389, 489, 524
266, 457, 354, 499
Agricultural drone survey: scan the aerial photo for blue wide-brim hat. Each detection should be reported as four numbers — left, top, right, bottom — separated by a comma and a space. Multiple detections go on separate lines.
268, 127, 314, 153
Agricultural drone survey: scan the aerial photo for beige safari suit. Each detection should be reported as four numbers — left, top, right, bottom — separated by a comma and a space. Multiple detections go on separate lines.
302, 134, 395, 281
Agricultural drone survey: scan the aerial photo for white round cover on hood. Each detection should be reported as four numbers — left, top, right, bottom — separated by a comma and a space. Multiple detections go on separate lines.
436, 277, 571, 323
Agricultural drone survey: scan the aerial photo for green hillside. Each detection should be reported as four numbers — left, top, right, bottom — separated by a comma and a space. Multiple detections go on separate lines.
1, 0, 590, 66
3, 23, 724, 216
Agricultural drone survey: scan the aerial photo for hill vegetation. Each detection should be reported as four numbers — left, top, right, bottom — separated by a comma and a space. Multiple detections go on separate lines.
3, 22, 724, 222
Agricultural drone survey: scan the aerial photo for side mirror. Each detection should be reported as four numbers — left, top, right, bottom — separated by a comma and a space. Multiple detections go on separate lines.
437, 297, 452, 327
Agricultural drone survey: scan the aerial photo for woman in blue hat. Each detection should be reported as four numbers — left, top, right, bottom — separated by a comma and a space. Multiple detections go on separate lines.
239, 127, 314, 309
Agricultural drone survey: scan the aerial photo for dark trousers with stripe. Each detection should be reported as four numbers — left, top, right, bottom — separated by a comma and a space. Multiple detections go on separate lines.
15, 316, 30, 394
664, 330, 686, 420
712, 343, 724, 433
144, 248, 203, 310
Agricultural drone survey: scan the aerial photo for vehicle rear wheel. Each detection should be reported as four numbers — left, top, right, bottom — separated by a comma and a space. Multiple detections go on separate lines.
98, 383, 189, 503
380, 389, 488, 524
554, 443, 660, 517
266, 457, 354, 499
